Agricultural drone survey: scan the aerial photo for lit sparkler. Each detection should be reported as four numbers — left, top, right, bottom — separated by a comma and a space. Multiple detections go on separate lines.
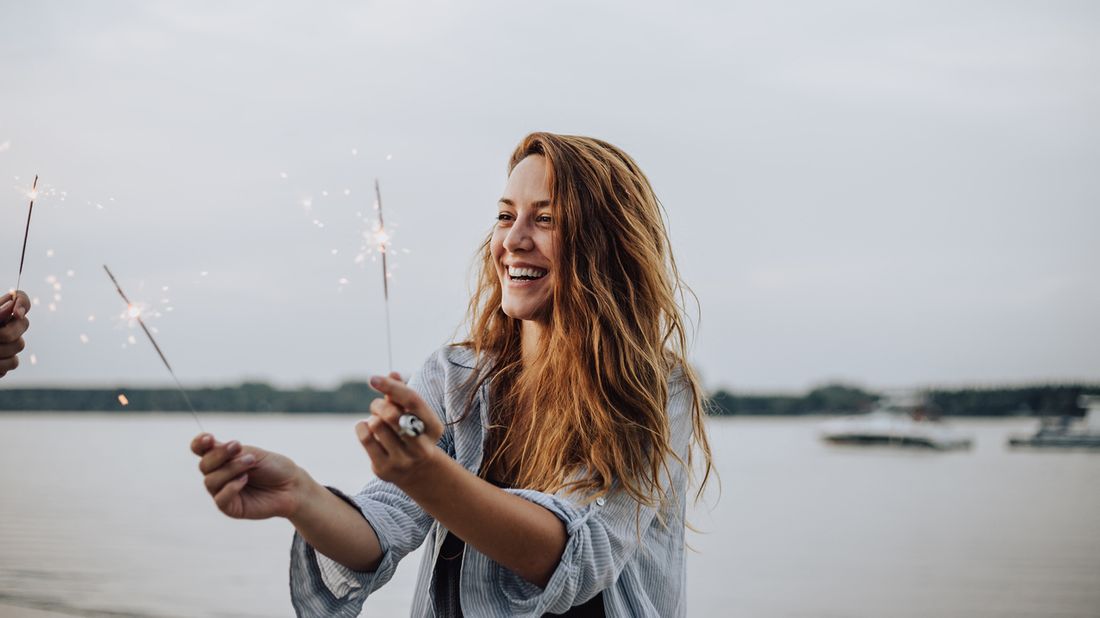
16, 176, 38, 294
4, 175, 37, 326
374, 179, 394, 372
103, 265, 203, 430
371, 181, 421, 437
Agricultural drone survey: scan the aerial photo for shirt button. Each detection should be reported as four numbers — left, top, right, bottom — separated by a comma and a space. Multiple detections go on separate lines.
595, 497, 606, 506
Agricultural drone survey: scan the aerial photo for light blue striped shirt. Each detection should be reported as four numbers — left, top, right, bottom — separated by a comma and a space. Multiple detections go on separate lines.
290, 344, 694, 617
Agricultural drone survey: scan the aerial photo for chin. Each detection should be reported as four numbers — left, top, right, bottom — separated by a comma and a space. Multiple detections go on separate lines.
501, 306, 537, 321
501, 300, 550, 322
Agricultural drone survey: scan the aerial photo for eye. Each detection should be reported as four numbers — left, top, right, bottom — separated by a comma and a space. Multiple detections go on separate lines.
536, 214, 552, 225
496, 212, 513, 223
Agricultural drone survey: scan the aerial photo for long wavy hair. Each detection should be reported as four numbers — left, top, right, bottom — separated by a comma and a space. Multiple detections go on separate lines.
460, 132, 713, 510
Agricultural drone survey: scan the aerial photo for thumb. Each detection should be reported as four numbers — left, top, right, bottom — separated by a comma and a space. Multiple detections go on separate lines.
13, 290, 31, 319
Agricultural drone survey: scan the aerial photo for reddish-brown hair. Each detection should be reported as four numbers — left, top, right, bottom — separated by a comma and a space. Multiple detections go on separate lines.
461, 132, 713, 509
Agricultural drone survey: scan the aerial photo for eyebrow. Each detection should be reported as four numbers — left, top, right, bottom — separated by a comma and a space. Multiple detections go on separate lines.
498, 198, 551, 208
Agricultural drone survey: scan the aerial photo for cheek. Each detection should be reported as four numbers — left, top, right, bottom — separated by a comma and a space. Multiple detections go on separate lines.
489, 232, 505, 264
541, 234, 560, 274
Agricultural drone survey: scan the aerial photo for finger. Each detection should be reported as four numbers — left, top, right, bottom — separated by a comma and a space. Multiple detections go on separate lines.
369, 375, 425, 412
368, 416, 399, 453
369, 396, 390, 417
0, 337, 26, 358
213, 473, 249, 512
358, 421, 390, 464
370, 397, 405, 428
13, 291, 31, 319
190, 433, 216, 456
368, 416, 410, 457
388, 371, 404, 383
0, 297, 12, 322
0, 356, 18, 375
204, 453, 258, 496
356, 419, 389, 457
199, 439, 242, 474
0, 317, 29, 344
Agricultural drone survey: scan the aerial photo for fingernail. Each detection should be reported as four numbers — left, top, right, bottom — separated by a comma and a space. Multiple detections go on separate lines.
227, 441, 240, 454
369, 376, 382, 387
240, 454, 256, 465
201, 435, 213, 446
0, 299, 11, 314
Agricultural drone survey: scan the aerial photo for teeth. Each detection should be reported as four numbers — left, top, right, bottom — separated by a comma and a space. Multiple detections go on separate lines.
508, 266, 547, 279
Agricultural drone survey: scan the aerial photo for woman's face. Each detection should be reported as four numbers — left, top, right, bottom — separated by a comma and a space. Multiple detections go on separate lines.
491, 155, 558, 323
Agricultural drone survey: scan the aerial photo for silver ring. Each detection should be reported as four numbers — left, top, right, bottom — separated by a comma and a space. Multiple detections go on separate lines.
397, 413, 425, 438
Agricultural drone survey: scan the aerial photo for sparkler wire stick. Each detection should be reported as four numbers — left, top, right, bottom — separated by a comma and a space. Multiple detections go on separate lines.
103, 265, 203, 430
373, 181, 422, 438
375, 179, 394, 373
14, 175, 38, 295
1, 173, 36, 325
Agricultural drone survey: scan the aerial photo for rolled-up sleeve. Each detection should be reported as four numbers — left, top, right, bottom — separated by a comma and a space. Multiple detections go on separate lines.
289, 349, 457, 616
460, 372, 694, 616
505, 485, 662, 615
290, 478, 435, 616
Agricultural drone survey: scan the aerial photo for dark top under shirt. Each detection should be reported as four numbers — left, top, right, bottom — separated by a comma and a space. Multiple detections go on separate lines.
430, 477, 606, 617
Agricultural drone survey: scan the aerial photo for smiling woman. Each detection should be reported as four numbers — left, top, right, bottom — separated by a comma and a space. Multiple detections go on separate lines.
191, 132, 713, 617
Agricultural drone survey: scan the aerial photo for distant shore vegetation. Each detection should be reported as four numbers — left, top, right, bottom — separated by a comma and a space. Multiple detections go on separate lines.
2, 382, 1098, 416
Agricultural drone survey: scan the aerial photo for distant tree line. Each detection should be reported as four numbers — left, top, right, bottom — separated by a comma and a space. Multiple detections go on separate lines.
708, 383, 879, 416
0, 381, 380, 413
708, 383, 1100, 417
926, 385, 1098, 417
2, 381, 1097, 416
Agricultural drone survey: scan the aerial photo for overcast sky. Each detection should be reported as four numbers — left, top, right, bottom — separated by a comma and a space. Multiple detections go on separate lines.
1, 0, 1097, 392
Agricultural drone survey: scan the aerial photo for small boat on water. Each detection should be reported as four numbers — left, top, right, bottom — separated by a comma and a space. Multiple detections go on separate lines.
1007, 395, 1100, 449
820, 394, 974, 451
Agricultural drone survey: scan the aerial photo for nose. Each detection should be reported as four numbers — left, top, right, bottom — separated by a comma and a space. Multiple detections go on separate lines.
502, 217, 534, 253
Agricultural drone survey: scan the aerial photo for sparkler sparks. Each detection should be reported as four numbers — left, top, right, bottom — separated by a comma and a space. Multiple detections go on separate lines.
277, 161, 408, 371
103, 265, 203, 430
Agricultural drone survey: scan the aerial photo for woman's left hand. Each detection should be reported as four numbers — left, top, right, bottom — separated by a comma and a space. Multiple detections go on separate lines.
356, 372, 446, 487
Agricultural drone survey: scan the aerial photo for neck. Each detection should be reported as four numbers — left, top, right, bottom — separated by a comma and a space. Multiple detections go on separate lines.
520, 320, 544, 366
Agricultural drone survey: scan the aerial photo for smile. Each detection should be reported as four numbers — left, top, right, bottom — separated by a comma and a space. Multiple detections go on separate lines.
507, 266, 548, 281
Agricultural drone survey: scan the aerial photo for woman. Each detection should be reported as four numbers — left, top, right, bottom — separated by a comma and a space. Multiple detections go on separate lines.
192, 132, 713, 617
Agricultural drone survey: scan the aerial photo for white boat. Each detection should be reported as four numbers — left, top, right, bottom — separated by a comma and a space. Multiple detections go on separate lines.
819, 394, 974, 451
1007, 395, 1100, 449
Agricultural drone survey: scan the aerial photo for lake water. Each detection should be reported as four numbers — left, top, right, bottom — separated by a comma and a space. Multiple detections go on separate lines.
0, 414, 1097, 617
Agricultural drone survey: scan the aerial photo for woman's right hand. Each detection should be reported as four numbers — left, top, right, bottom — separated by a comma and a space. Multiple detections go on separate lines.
190, 433, 306, 520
